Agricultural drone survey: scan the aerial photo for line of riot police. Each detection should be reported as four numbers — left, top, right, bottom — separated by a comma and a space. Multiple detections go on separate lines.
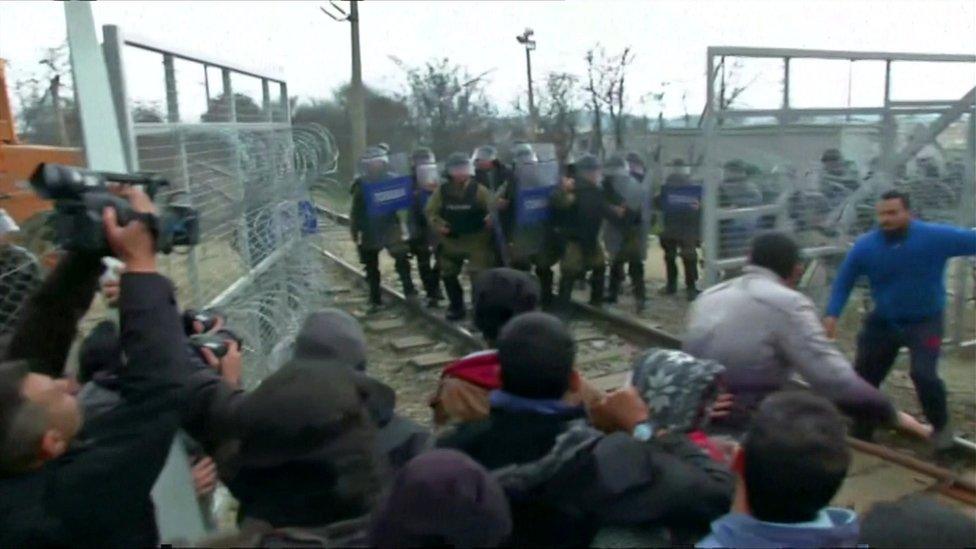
348, 143, 706, 321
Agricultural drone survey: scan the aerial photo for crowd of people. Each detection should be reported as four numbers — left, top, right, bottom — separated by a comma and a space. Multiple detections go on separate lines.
0, 152, 974, 547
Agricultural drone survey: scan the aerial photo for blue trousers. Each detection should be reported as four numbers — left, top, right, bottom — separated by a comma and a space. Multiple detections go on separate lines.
854, 313, 947, 430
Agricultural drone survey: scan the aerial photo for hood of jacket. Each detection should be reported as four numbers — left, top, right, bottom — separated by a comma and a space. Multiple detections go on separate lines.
442, 350, 502, 390
294, 309, 367, 370
699, 508, 860, 548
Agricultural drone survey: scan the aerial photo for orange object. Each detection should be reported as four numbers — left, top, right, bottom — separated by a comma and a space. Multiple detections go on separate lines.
0, 58, 83, 265
1, 58, 83, 219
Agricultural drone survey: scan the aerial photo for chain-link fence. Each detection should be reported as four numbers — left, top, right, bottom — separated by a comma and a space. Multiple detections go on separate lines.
106, 29, 335, 384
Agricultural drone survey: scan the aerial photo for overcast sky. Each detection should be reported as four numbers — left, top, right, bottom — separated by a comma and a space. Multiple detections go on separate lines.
1, 0, 974, 121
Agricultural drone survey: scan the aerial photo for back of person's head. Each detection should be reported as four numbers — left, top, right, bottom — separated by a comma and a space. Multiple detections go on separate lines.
234, 360, 383, 526
0, 360, 40, 475
749, 232, 800, 280
78, 321, 122, 384
293, 308, 367, 370
741, 392, 850, 523
473, 268, 540, 344
497, 312, 574, 400
370, 449, 512, 548
859, 494, 976, 548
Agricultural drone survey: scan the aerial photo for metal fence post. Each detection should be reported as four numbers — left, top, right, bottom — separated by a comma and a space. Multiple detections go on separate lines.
224, 69, 255, 271
701, 50, 720, 287
101, 25, 138, 172
165, 53, 203, 307
952, 111, 975, 345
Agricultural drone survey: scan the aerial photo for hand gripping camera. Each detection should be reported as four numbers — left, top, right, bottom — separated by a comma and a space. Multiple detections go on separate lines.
29, 163, 200, 256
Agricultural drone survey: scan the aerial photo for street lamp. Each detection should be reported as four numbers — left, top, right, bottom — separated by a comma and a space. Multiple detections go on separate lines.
516, 28, 537, 137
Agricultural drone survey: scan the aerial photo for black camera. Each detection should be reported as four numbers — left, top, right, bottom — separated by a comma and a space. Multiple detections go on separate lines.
189, 329, 244, 360
29, 163, 200, 255
183, 308, 223, 336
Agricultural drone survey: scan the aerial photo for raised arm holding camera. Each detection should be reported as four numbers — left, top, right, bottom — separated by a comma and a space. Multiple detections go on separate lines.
0, 184, 192, 546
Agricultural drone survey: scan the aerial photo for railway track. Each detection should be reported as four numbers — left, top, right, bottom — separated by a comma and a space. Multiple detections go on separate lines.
312, 203, 976, 511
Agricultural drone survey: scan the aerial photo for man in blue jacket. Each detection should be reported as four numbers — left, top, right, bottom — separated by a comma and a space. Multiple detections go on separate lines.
824, 190, 976, 449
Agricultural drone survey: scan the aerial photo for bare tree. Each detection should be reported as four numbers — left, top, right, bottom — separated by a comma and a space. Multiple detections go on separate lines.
584, 44, 634, 156
533, 71, 581, 163
390, 56, 496, 159
14, 44, 79, 146
701, 57, 760, 127
584, 48, 605, 157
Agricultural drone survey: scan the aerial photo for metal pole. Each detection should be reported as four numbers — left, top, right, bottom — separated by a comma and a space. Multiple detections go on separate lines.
101, 25, 138, 172
781, 57, 790, 126
348, 0, 367, 166
525, 46, 536, 137
702, 52, 720, 287
952, 110, 975, 345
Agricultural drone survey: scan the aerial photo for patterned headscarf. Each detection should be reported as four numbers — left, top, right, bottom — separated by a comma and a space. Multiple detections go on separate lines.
629, 348, 726, 433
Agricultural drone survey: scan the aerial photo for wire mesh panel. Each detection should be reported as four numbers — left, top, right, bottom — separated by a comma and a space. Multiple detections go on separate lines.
0, 244, 43, 337
114, 34, 332, 383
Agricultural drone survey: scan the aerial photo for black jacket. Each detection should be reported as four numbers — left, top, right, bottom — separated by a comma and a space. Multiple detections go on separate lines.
0, 272, 189, 547
436, 407, 584, 471
495, 425, 735, 547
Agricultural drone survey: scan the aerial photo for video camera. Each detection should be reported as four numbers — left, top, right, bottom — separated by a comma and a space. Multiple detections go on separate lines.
29, 163, 200, 256
183, 308, 223, 335
189, 329, 244, 360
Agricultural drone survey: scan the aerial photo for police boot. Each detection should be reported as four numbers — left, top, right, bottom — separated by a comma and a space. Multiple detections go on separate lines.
631, 261, 647, 313
556, 277, 576, 319
661, 257, 678, 295
537, 267, 555, 309
366, 270, 382, 312
683, 255, 699, 302
444, 277, 466, 321
589, 268, 605, 307
426, 280, 442, 308
395, 257, 417, 300
606, 263, 623, 304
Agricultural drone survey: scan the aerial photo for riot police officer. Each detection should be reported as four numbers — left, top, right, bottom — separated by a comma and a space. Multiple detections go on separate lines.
656, 158, 702, 301
426, 153, 495, 320
407, 147, 443, 307
349, 146, 416, 310
603, 155, 650, 312
552, 154, 614, 310
473, 145, 512, 194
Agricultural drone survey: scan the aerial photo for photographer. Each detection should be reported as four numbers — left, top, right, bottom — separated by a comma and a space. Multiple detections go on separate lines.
0, 186, 191, 546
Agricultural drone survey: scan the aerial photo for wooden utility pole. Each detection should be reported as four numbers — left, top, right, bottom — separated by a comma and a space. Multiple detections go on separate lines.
348, 1, 366, 164
322, 1, 367, 165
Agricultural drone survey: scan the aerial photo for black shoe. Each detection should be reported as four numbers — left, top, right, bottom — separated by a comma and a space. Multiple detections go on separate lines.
686, 287, 700, 301
446, 307, 466, 321
427, 296, 441, 308
659, 284, 677, 296
635, 299, 646, 314
605, 293, 618, 305
367, 301, 383, 313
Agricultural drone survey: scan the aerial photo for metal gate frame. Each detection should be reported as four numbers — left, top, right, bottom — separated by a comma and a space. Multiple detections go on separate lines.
700, 46, 975, 345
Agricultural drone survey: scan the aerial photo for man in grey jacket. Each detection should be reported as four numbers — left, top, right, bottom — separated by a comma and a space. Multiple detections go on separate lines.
683, 232, 895, 434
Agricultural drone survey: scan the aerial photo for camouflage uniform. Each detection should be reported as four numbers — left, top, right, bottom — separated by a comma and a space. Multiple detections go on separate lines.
426, 170, 495, 318
551, 156, 610, 308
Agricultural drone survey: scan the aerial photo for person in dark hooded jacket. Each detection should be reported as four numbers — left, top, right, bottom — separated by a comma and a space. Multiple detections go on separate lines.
437, 312, 587, 470
429, 269, 601, 430
370, 449, 512, 548
293, 309, 431, 470
226, 359, 384, 530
